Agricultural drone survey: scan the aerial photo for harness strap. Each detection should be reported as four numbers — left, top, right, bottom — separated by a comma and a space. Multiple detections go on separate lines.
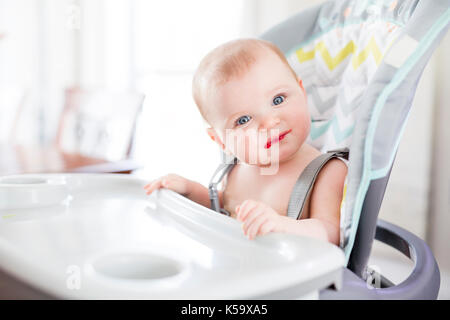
287, 148, 349, 220
208, 158, 237, 215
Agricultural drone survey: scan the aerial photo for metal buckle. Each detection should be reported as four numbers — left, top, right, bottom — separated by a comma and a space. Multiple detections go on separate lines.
327, 147, 350, 159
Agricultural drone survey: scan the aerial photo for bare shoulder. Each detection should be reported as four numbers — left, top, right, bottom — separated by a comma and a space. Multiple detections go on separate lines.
309, 158, 348, 218
317, 158, 348, 188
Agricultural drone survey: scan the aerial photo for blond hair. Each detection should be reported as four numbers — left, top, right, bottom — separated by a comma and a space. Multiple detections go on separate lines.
192, 38, 297, 124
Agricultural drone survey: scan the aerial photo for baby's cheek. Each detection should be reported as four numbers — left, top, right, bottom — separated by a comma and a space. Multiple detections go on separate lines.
222, 129, 242, 155
293, 110, 311, 141
231, 133, 254, 163
303, 116, 311, 137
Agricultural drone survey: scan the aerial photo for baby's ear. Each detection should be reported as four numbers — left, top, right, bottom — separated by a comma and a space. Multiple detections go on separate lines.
298, 77, 305, 92
206, 127, 225, 150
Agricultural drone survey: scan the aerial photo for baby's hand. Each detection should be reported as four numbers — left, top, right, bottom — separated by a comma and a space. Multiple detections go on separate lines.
236, 200, 287, 240
144, 173, 191, 196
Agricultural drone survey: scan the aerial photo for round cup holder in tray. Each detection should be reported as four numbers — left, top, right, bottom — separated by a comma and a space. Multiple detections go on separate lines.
1, 177, 48, 184
0, 175, 69, 210
87, 252, 189, 283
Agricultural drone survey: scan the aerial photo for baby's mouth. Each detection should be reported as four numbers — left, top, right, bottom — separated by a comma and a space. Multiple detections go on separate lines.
265, 129, 292, 149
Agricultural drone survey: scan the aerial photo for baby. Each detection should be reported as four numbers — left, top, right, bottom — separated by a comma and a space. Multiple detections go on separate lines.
144, 39, 347, 245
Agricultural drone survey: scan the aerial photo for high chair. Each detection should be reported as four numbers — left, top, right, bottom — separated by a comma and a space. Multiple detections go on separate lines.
209, 0, 449, 299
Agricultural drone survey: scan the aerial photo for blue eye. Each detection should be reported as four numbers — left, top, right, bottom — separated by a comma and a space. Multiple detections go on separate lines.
273, 95, 285, 106
236, 115, 251, 126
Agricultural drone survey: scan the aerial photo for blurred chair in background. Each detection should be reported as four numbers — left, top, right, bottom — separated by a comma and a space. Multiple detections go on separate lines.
54, 87, 145, 173
0, 87, 145, 175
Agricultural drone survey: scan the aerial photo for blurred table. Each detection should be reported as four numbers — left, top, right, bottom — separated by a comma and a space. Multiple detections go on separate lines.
0, 144, 142, 176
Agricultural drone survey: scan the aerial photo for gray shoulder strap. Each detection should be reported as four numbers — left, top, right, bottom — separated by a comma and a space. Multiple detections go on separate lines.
208, 158, 237, 216
287, 148, 349, 220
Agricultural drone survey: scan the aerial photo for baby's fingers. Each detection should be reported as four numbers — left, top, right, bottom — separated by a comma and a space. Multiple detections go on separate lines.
246, 214, 270, 240
144, 180, 156, 190
236, 200, 259, 222
242, 206, 265, 234
144, 179, 163, 195
256, 219, 277, 237
145, 174, 190, 196
160, 176, 189, 195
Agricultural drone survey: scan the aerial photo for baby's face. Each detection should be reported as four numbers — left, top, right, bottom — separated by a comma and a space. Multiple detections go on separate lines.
207, 50, 310, 166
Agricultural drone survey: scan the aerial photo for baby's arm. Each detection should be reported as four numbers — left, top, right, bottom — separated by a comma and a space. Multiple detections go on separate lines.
144, 173, 221, 210
185, 179, 221, 209
305, 158, 347, 245
237, 159, 347, 245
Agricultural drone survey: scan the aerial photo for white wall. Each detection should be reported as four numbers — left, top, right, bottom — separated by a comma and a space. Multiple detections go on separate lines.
0, 0, 77, 145
378, 31, 450, 274
251, 0, 325, 35
428, 31, 450, 271
378, 53, 436, 240
0, 0, 40, 144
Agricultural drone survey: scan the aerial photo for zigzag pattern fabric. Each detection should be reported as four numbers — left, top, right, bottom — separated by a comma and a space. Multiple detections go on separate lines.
261, 0, 450, 266
286, 15, 401, 152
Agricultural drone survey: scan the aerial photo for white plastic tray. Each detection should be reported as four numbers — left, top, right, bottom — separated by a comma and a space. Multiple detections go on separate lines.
0, 173, 345, 299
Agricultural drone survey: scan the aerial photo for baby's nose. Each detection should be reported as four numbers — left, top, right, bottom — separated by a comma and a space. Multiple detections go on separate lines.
259, 115, 281, 130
